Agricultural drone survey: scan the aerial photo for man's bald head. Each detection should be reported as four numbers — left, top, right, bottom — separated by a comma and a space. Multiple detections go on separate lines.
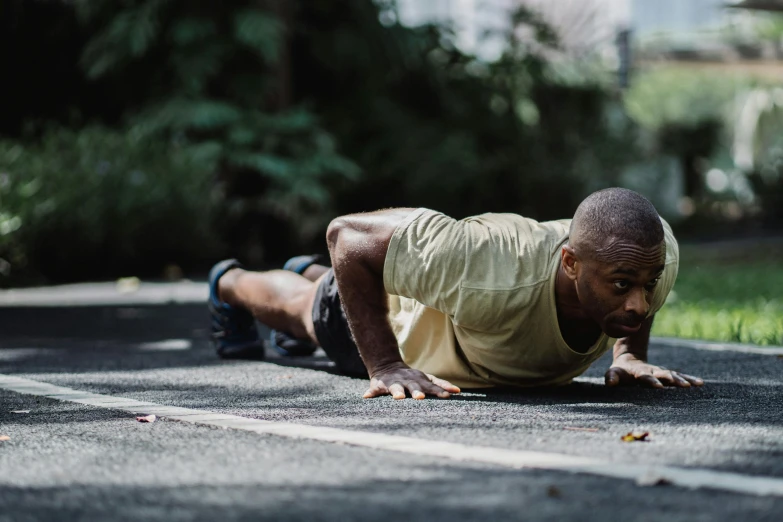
569, 188, 663, 258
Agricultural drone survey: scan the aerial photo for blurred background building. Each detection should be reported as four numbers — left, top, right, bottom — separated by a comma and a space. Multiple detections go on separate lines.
395, 0, 628, 60
388, 0, 783, 218
633, 0, 727, 34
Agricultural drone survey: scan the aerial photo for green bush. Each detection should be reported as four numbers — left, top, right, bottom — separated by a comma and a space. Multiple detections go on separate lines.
73, 0, 360, 257
0, 126, 223, 284
0, 0, 643, 282
624, 68, 746, 131
654, 261, 783, 346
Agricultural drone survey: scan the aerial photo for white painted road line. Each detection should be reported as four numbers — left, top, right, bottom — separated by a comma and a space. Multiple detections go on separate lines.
2, 374, 783, 497
651, 337, 783, 356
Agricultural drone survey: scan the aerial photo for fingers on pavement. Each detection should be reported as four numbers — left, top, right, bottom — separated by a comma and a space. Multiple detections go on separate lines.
604, 368, 621, 386
604, 367, 634, 386
364, 376, 457, 400
427, 374, 461, 395
655, 370, 691, 388
363, 381, 390, 399
388, 382, 407, 400
679, 373, 704, 386
639, 373, 664, 388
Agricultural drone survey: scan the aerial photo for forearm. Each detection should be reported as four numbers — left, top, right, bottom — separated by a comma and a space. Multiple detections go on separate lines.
333, 253, 403, 375
612, 315, 654, 362
326, 209, 414, 376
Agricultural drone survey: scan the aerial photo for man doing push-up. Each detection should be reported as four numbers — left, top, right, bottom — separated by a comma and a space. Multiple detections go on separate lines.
207, 187, 703, 400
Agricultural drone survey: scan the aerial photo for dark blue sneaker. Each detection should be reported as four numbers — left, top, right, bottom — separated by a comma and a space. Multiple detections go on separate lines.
208, 259, 265, 360
269, 254, 325, 357
283, 254, 326, 275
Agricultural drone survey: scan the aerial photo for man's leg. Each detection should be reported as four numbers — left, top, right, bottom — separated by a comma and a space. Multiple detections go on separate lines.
300, 264, 329, 282
217, 268, 326, 345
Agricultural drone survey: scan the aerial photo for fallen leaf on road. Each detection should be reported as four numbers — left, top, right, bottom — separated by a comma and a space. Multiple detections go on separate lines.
136, 415, 157, 423
564, 427, 599, 432
10, 410, 30, 414
621, 431, 650, 442
546, 486, 562, 498
0, 435, 10, 442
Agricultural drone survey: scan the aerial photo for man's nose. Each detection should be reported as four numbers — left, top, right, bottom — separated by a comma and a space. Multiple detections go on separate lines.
624, 288, 649, 318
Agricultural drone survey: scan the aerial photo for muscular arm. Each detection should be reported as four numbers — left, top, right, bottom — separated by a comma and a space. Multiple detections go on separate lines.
605, 315, 703, 388
326, 209, 460, 399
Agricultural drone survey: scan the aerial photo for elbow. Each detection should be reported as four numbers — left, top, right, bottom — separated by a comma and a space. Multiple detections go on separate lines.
326, 217, 349, 254
327, 217, 363, 272
327, 213, 394, 276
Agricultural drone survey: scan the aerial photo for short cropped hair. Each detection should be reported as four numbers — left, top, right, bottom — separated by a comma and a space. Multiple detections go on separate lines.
569, 188, 663, 256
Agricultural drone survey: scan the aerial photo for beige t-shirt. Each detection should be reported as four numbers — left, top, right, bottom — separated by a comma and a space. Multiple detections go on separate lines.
383, 208, 679, 389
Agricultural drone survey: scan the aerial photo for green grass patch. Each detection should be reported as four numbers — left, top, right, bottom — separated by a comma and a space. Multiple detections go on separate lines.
652, 240, 783, 346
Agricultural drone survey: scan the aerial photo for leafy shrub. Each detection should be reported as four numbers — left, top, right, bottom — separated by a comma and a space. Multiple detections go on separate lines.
293, 2, 638, 223
0, 0, 644, 282
0, 126, 222, 284
73, 0, 360, 260
624, 68, 744, 131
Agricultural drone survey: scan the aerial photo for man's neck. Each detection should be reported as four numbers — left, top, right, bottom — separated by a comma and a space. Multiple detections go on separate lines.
554, 265, 588, 321
554, 265, 602, 352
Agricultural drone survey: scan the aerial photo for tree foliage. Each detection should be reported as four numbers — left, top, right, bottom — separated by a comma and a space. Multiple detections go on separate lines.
74, 0, 360, 255
0, 126, 221, 283
1, 0, 640, 282
288, 1, 636, 224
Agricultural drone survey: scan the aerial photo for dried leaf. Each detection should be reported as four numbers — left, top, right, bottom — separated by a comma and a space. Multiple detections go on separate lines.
10, 410, 30, 414
0, 435, 10, 442
136, 414, 157, 423
621, 431, 650, 442
564, 427, 599, 432
546, 485, 562, 498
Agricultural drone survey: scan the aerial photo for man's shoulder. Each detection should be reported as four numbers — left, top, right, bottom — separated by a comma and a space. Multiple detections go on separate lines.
659, 216, 679, 266
462, 213, 571, 249
462, 211, 569, 226
441, 213, 567, 292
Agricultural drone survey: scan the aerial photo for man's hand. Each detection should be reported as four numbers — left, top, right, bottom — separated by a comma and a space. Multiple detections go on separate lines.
605, 353, 703, 388
364, 362, 461, 400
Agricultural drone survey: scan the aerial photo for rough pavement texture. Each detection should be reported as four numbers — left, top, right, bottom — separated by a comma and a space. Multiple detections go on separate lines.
1, 304, 782, 521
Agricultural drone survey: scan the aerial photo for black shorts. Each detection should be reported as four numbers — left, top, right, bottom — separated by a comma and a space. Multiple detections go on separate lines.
311, 269, 368, 378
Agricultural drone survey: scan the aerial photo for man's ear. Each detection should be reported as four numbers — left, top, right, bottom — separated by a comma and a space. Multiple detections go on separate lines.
561, 245, 579, 281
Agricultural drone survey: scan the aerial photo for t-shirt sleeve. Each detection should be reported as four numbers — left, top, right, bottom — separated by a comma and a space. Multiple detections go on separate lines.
648, 217, 680, 316
383, 209, 468, 317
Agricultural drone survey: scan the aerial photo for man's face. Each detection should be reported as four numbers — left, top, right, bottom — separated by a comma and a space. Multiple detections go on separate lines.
572, 239, 666, 338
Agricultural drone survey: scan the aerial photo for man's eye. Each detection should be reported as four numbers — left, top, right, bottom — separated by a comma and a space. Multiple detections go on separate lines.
646, 278, 660, 289
614, 281, 629, 290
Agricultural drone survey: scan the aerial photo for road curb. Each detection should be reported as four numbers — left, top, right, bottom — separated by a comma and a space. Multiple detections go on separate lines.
0, 281, 207, 307
1, 283, 781, 355
652, 336, 783, 355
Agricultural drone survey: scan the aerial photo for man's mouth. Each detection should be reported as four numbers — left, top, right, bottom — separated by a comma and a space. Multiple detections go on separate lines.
614, 321, 642, 335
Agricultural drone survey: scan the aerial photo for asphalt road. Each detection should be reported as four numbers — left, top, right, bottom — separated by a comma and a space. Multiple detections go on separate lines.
1, 295, 782, 521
